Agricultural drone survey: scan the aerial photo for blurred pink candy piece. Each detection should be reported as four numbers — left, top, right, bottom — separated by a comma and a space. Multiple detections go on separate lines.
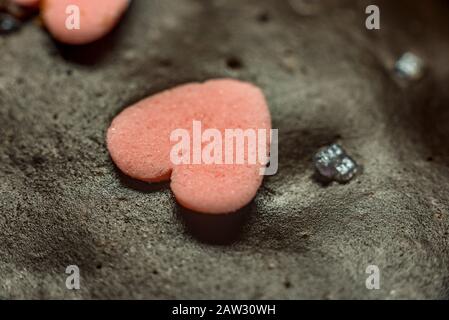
41, 0, 130, 45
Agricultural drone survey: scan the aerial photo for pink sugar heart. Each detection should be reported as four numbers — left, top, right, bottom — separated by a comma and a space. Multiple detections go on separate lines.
42, 0, 130, 45
107, 79, 272, 214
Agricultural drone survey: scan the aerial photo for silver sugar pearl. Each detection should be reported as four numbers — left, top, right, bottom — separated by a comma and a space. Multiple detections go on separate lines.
314, 144, 359, 183
394, 52, 424, 80
334, 156, 358, 182
314, 144, 344, 177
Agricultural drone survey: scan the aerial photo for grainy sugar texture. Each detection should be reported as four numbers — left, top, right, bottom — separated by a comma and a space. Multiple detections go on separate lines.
1, 0, 449, 299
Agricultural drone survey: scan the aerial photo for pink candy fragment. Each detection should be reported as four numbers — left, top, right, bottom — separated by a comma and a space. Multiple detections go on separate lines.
42, 0, 130, 45
14, 0, 130, 44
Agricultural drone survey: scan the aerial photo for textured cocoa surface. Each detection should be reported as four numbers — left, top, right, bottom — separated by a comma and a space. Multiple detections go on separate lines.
0, 0, 449, 299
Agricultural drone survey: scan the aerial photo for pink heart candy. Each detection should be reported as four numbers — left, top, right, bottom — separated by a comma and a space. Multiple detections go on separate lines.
107, 79, 272, 214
